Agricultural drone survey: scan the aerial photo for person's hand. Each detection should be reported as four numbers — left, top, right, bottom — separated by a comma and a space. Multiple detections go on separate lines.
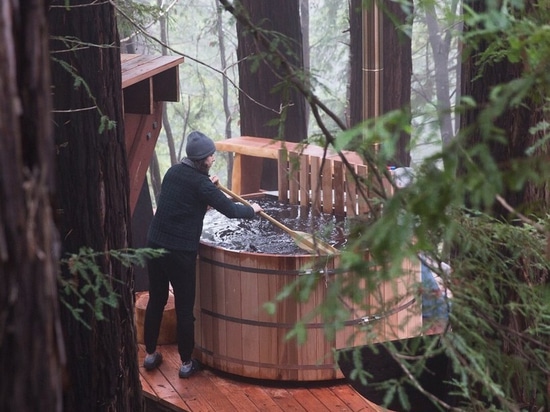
251, 203, 263, 214
210, 175, 219, 185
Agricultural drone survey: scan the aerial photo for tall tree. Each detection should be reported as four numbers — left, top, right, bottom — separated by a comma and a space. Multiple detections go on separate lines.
235, 0, 307, 190
216, 0, 235, 186
451, 0, 550, 407
349, 0, 412, 167
381, 1, 412, 167
0, 1, 64, 411
460, 0, 550, 217
424, 1, 458, 147
49, 1, 142, 410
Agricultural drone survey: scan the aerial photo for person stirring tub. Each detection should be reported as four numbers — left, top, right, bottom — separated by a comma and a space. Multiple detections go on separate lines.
142, 131, 263, 377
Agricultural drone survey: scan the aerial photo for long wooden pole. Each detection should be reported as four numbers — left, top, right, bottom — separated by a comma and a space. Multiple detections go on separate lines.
218, 184, 338, 255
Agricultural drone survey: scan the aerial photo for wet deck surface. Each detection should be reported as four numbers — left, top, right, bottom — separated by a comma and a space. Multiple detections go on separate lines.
138, 344, 383, 412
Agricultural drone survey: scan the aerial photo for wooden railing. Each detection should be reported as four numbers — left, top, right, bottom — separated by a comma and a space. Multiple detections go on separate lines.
215, 136, 387, 217
277, 149, 372, 216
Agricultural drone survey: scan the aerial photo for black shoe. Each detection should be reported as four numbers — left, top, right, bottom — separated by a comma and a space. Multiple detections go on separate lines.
179, 358, 200, 378
143, 352, 163, 370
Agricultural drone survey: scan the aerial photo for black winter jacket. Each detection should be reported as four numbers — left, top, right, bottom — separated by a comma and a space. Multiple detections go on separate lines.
147, 161, 255, 251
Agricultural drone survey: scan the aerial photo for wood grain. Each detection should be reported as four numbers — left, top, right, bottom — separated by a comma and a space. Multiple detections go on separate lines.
139, 344, 384, 412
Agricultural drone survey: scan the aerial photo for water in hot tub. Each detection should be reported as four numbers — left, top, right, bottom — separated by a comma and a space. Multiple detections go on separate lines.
201, 196, 348, 254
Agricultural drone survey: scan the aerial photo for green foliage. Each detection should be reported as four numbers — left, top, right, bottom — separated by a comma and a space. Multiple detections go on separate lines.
325, 96, 550, 408
255, 0, 550, 408
446, 212, 550, 408
112, 0, 550, 409
464, 0, 550, 96
277, 151, 550, 409
58, 247, 165, 329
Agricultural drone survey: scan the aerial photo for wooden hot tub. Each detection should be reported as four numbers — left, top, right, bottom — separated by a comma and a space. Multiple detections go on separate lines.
193, 241, 422, 381
193, 139, 422, 381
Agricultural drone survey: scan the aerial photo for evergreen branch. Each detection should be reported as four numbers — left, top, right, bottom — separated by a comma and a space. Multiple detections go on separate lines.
58, 247, 165, 328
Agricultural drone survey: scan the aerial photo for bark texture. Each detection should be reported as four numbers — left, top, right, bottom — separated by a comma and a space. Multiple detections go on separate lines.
460, 0, 550, 217
236, 0, 307, 190
349, 0, 412, 166
49, 1, 142, 410
0, 1, 64, 411
381, 1, 412, 167
458, 1, 550, 407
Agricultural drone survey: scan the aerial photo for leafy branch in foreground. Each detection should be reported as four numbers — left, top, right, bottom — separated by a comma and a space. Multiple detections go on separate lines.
58, 247, 165, 329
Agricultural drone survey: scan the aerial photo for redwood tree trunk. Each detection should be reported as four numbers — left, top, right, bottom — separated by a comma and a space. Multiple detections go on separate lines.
382, 1, 412, 167
236, 0, 307, 190
0, 1, 64, 411
460, 1, 549, 217
459, 0, 549, 406
49, 1, 142, 410
349, 1, 412, 166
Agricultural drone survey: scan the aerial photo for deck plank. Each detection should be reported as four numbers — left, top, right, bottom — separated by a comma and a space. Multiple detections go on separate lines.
178, 370, 240, 411
142, 355, 190, 411
160, 346, 218, 412
138, 344, 383, 412
287, 386, 334, 411
309, 384, 372, 412
204, 371, 267, 411
331, 384, 382, 412
138, 346, 158, 400
262, 386, 308, 411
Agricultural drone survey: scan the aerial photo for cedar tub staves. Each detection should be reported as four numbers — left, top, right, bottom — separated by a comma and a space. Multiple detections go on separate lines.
194, 232, 422, 381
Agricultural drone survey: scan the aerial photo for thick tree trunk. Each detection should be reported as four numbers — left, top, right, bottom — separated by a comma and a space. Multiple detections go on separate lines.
0, 1, 64, 411
382, 1, 412, 167
460, 1, 549, 217
236, 0, 307, 190
459, 1, 550, 407
49, 1, 142, 411
349, 1, 412, 166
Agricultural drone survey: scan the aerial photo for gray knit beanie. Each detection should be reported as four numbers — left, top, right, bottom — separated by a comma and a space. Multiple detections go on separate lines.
186, 131, 216, 160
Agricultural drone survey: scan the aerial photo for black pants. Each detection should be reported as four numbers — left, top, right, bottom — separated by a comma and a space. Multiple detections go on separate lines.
144, 245, 197, 363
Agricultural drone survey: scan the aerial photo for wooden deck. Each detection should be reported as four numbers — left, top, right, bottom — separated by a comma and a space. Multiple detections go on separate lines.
138, 344, 385, 412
